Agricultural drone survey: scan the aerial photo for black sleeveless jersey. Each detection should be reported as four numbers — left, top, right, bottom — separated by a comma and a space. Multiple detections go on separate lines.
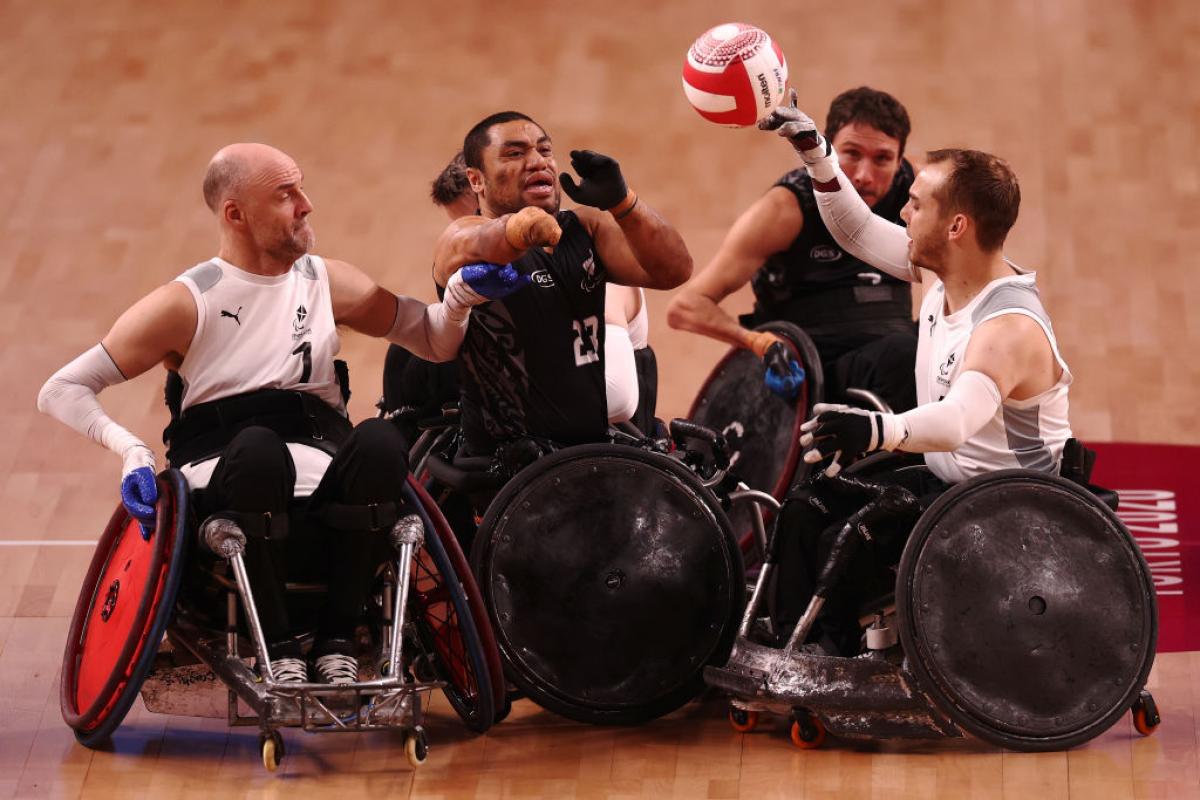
458, 210, 609, 455
750, 159, 915, 336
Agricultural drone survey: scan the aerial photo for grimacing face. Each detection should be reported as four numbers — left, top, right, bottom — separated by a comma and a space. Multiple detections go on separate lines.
242, 155, 314, 263
900, 162, 952, 272
473, 120, 560, 216
832, 122, 902, 209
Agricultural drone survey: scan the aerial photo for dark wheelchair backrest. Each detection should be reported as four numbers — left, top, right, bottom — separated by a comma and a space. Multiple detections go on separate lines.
1060, 437, 1119, 511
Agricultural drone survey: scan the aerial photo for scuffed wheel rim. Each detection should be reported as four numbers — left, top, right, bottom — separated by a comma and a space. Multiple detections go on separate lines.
897, 470, 1157, 752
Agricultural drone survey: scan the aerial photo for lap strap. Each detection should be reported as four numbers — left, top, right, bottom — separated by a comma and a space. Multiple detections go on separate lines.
165, 388, 352, 467
313, 500, 403, 532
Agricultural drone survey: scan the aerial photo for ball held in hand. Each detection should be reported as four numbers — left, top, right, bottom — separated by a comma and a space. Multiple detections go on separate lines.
682, 22, 788, 128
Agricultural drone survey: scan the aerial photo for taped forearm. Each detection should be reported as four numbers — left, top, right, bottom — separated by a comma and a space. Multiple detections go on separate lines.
387, 291, 470, 364
881, 370, 1002, 453
811, 156, 915, 282
604, 324, 639, 423
37, 344, 155, 473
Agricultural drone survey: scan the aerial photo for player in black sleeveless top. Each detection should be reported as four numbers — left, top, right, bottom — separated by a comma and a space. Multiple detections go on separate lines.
457, 210, 609, 453
667, 87, 919, 412
433, 111, 692, 456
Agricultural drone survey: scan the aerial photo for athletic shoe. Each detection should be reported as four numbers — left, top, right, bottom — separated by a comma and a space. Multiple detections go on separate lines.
314, 653, 359, 685
272, 656, 309, 684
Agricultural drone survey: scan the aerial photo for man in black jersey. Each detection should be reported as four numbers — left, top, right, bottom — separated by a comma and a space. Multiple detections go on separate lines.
432, 111, 692, 457
667, 87, 919, 413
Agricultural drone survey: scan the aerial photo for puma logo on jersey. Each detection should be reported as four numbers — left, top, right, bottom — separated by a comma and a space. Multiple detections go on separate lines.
220, 306, 243, 326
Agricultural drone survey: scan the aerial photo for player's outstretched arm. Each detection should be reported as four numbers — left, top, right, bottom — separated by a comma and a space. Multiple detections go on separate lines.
562, 150, 692, 290
797, 314, 1057, 476
328, 258, 529, 362
759, 89, 914, 282
432, 210, 561, 288
37, 282, 197, 534
666, 186, 801, 352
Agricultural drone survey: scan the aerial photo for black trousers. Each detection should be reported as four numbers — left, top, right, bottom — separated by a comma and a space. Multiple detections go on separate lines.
811, 327, 919, 413
199, 419, 409, 658
769, 461, 947, 656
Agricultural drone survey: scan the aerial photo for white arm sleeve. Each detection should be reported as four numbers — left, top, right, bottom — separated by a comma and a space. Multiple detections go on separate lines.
604, 324, 639, 423
881, 370, 1002, 453
37, 344, 155, 476
386, 271, 486, 363
811, 154, 917, 282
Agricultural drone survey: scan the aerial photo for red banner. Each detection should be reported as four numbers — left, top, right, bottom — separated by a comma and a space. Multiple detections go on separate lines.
1090, 442, 1197, 653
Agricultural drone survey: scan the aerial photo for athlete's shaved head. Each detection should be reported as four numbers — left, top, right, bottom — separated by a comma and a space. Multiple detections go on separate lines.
203, 143, 295, 212
205, 143, 314, 266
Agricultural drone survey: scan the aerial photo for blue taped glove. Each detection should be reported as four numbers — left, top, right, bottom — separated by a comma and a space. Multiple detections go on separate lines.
461, 262, 532, 300
120, 466, 158, 539
764, 358, 806, 401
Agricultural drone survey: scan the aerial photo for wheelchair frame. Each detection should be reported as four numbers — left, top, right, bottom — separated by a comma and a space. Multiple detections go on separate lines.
63, 471, 501, 772
706, 464, 1162, 751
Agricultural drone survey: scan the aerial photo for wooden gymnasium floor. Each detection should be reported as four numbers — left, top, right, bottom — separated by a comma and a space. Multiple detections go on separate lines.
2, 0, 1199, 797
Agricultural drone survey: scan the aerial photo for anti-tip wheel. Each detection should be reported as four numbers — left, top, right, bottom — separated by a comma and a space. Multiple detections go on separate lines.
405, 727, 429, 768
729, 706, 759, 733
1132, 691, 1161, 736
261, 731, 285, 772
789, 711, 826, 750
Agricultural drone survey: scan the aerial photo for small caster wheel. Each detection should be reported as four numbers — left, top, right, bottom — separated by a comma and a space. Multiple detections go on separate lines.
1132, 690, 1161, 736
260, 730, 285, 772
405, 727, 429, 768
789, 711, 826, 750
729, 706, 759, 733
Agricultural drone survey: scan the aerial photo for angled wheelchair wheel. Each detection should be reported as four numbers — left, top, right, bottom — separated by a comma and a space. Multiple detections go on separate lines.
896, 470, 1157, 752
403, 478, 496, 733
688, 321, 823, 557
471, 444, 745, 725
61, 470, 191, 748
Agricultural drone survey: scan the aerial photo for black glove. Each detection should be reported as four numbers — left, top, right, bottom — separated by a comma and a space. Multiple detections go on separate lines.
799, 403, 887, 478
559, 150, 628, 210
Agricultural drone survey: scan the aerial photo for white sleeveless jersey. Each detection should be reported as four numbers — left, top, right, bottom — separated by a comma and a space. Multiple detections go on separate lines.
173, 255, 344, 495
916, 266, 1073, 484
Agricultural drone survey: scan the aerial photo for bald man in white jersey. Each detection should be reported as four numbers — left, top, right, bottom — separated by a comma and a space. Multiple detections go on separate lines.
757, 93, 1072, 654
38, 143, 525, 685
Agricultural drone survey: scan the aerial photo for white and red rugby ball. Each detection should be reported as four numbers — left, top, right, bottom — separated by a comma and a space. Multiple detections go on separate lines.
682, 23, 788, 128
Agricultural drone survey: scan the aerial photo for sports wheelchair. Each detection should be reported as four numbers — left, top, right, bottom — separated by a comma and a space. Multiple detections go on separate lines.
395, 407, 784, 727
704, 445, 1162, 751
60, 469, 504, 772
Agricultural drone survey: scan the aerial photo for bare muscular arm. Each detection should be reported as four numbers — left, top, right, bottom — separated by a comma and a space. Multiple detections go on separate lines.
101, 282, 198, 376
432, 208, 562, 287
576, 197, 692, 291
961, 313, 1062, 401
665, 186, 802, 352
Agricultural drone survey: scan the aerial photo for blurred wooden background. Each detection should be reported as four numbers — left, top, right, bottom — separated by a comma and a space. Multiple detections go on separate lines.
1, 0, 1197, 796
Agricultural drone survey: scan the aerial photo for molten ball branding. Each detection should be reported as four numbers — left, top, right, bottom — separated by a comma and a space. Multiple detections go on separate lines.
683, 23, 788, 128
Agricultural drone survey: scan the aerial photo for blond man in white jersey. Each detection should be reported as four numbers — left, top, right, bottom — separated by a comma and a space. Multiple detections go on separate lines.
37, 143, 523, 684
757, 94, 1071, 654
759, 91, 1071, 480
